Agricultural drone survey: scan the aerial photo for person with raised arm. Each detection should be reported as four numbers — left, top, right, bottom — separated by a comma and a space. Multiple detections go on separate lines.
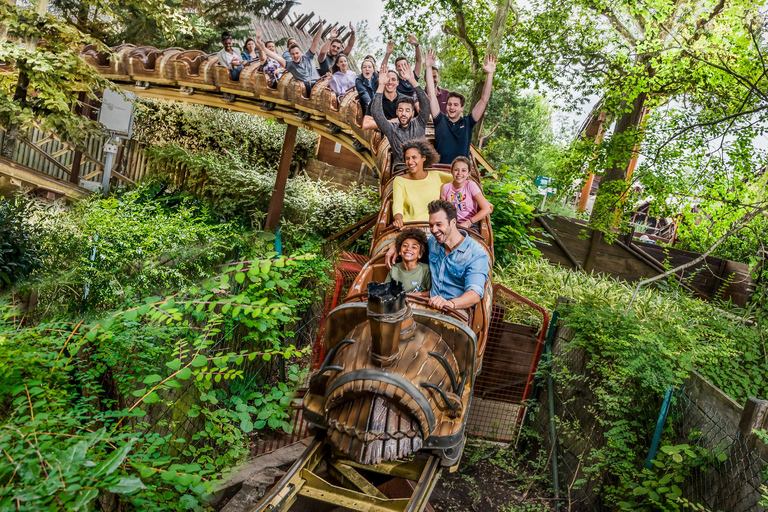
385, 200, 490, 313
370, 58, 430, 163
381, 34, 422, 99
425, 49, 497, 164
257, 22, 325, 97
257, 38, 283, 88
318, 23, 356, 76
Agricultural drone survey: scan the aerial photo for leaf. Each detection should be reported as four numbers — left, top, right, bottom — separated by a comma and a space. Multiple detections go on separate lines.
143, 392, 160, 404
166, 359, 182, 371
177, 367, 192, 380
93, 438, 135, 477
142, 374, 163, 385
633, 487, 649, 496
240, 418, 254, 433
191, 355, 207, 367
107, 476, 146, 494
72, 488, 99, 511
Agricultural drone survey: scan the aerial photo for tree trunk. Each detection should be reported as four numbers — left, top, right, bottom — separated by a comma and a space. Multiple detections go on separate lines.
588, 89, 647, 224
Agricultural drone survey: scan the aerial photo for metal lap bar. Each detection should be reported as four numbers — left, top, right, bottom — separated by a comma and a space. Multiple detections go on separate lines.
299, 469, 411, 512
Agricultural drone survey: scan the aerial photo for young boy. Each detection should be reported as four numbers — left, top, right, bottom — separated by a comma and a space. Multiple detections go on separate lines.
440, 156, 492, 231
385, 228, 431, 293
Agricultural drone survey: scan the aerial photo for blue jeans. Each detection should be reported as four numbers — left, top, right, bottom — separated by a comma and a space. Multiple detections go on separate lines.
230, 65, 244, 81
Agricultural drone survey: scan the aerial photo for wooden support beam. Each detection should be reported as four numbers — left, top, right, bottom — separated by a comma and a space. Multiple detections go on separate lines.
535, 216, 583, 271
265, 124, 298, 231
583, 230, 601, 273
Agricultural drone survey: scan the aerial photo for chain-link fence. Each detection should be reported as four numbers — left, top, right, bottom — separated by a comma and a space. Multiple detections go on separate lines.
529, 322, 768, 512
668, 375, 768, 511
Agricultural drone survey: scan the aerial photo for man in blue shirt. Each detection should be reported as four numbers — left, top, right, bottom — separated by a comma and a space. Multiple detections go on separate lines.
424, 49, 497, 164
385, 200, 490, 311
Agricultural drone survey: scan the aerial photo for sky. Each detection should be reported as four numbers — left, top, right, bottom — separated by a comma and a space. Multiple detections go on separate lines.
293, 0, 386, 41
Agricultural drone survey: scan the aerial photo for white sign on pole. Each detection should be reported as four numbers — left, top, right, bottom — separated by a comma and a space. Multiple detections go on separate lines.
98, 89, 135, 139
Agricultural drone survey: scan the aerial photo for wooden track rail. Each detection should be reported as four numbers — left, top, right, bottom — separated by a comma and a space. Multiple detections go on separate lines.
81, 44, 388, 174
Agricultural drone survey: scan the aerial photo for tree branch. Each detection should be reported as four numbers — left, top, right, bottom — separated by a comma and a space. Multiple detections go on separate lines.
593, 6, 638, 47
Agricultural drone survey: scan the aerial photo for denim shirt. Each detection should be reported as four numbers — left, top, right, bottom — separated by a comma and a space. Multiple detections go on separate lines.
428, 231, 489, 300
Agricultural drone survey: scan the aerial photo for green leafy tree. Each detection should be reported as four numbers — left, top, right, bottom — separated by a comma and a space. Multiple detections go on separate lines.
510, 0, 766, 227
0, 0, 188, 158
381, 0, 518, 113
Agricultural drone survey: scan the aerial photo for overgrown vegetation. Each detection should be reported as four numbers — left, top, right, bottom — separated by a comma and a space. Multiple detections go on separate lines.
0, 251, 325, 510
145, 145, 378, 238
25, 185, 243, 314
133, 100, 319, 170
497, 256, 768, 508
0, 197, 41, 288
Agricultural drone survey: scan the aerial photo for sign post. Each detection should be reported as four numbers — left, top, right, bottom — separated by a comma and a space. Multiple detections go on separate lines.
535, 175, 557, 210
96, 89, 135, 194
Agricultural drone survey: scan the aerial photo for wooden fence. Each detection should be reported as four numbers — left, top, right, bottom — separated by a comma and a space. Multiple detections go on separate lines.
0, 125, 149, 190
533, 214, 756, 307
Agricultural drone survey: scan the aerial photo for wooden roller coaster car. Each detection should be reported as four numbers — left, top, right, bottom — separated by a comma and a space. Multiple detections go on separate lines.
79, 44, 379, 154
302, 153, 495, 469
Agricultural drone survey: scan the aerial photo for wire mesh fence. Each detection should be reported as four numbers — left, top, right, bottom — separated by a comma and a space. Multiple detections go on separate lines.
529, 323, 768, 512
668, 376, 768, 511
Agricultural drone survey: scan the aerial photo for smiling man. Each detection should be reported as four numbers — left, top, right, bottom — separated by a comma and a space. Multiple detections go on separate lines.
425, 49, 497, 164
370, 60, 429, 162
386, 200, 489, 312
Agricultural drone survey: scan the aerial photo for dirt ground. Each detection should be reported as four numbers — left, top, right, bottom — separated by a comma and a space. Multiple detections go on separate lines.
430, 439, 554, 512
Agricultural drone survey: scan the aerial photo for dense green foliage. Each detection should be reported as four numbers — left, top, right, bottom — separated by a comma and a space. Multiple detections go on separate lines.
133, 100, 319, 169
25, 185, 242, 314
497, 257, 768, 506
0, 1, 186, 151
0, 250, 324, 510
145, 145, 378, 238
0, 197, 41, 288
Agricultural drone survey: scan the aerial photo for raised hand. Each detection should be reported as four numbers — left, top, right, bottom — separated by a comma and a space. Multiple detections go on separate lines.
483, 54, 497, 74
425, 49, 436, 68
386, 40, 395, 55
349, 22, 355, 33
407, 33, 419, 46
329, 27, 339, 39
379, 61, 389, 76
256, 28, 263, 44
399, 61, 415, 83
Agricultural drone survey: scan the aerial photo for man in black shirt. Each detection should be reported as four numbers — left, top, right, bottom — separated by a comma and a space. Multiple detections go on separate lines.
425, 49, 497, 164
318, 24, 356, 75
362, 69, 400, 130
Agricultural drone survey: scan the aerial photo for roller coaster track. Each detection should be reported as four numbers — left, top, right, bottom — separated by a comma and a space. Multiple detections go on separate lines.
81, 44, 389, 173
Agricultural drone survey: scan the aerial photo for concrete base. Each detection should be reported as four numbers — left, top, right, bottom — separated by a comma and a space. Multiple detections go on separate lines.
208, 440, 308, 511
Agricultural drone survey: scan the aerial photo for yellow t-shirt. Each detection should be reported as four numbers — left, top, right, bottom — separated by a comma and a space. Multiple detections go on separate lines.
392, 171, 453, 222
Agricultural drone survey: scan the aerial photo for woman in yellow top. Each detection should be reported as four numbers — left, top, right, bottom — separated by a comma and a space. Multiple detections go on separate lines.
392, 139, 453, 229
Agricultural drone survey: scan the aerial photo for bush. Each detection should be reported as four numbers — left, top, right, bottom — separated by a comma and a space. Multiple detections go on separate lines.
497, 257, 767, 506
483, 177, 539, 264
145, 145, 379, 238
0, 253, 325, 511
27, 185, 244, 313
0, 196, 41, 287
132, 99, 318, 169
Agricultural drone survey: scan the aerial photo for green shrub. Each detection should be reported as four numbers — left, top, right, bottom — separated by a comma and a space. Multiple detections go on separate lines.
0, 197, 41, 287
133, 99, 319, 169
0, 253, 324, 511
145, 145, 379, 237
28, 184, 244, 313
483, 177, 539, 264
498, 257, 767, 506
